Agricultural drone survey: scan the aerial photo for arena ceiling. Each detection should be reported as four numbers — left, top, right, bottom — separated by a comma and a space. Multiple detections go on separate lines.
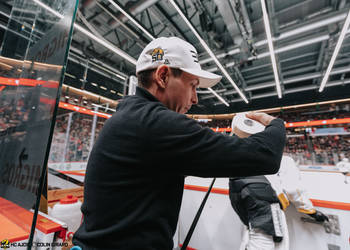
1, 0, 350, 114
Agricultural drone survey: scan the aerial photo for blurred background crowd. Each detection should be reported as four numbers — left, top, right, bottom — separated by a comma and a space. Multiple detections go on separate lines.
47, 101, 350, 166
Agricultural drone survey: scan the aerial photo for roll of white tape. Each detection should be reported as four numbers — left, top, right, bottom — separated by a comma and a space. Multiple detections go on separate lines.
231, 113, 265, 135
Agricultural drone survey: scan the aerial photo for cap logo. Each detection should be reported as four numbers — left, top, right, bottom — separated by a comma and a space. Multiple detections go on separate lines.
151, 48, 164, 62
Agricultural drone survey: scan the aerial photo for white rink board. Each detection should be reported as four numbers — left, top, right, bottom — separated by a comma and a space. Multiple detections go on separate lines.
178, 172, 350, 250
178, 188, 245, 250
286, 205, 350, 250
300, 171, 350, 203
47, 163, 350, 249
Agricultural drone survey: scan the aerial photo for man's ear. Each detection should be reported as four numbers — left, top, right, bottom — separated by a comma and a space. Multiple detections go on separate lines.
154, 65, 170, 89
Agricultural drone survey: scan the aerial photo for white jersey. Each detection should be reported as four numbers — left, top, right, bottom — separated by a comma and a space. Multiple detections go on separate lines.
336, 158, 350, 173
265, 155, 316, 214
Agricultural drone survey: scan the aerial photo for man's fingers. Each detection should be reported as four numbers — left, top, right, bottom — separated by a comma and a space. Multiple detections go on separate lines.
246, 112, 263, 122
245, 112, 276, 126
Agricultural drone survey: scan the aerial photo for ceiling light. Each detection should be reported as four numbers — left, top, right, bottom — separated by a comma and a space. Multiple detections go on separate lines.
206, 35, 330, 72
169, 0, 248, 104
91, 60, 127, 80
100, 86, 107, 90
260, 0, 282, 98
110, 90, 116, 94
64, 73, 76, 79
33, 0, 137, 65
200, 12, 348, 66
74, 24, 137, 65
319, 10, 350, 92
200, 48, 240, 65
105, 0, 155, 40
208, 88, 229, 106
33, 0, 64, 18
91, 82, 98, 87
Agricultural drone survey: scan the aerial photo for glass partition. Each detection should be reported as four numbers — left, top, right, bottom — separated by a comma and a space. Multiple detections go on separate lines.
48, 110, 108, 171
0, 0, 78, 247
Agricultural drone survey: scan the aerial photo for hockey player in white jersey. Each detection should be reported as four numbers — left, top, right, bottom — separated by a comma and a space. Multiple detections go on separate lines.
336, 157, 350, 184
229, 113, 328, 250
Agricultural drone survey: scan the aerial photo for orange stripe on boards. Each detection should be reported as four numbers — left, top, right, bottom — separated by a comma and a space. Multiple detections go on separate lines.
184, 184, 229, 195
285, 117, 350, 127
179, 244, 197, 250
48, 195, 84, 204
184, 184, 350, 211
58, 102, 111, 119
0, 76, 51, 87
310, 199, 350, 211
59, 170, 86, 176
210, 117, 350, 132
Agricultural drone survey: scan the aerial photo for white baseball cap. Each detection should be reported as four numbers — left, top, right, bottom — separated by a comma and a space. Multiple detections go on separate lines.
136, 37, 222, 88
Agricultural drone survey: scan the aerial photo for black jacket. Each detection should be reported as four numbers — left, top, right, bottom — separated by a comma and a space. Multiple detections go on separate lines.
229, 176, 280, 237
73, 87, 286, 249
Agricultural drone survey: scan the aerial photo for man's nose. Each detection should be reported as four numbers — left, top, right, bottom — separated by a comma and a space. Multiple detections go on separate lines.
192, 89, 198, 104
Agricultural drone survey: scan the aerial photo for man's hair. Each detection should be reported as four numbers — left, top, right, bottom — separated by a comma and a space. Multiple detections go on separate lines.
137, 67, 183, 88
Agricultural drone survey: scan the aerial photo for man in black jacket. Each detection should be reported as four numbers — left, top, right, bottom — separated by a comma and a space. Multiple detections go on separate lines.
73, 37, 286, 249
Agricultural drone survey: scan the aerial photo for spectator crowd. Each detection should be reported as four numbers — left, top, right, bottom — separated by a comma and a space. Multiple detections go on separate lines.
49, 102, 350, 166
49, 112, 105, 163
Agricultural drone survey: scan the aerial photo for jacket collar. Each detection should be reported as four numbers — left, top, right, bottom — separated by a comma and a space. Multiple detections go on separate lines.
136, 86, 161, 103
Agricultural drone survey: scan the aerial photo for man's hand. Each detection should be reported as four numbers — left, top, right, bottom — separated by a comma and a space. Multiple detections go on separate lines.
308, 210, 329, 222
246, 112, 276, 126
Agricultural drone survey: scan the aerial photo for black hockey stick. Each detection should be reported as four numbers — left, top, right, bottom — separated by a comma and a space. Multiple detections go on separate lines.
181, 178, 216, 250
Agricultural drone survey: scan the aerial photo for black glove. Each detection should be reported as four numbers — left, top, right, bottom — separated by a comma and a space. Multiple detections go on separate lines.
273, 236, 283, 243
308, 210, 329, 222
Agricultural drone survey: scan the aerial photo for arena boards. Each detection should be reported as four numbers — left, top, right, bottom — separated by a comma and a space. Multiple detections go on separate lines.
178, 174, 350, 250
46, 164, 350, 249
